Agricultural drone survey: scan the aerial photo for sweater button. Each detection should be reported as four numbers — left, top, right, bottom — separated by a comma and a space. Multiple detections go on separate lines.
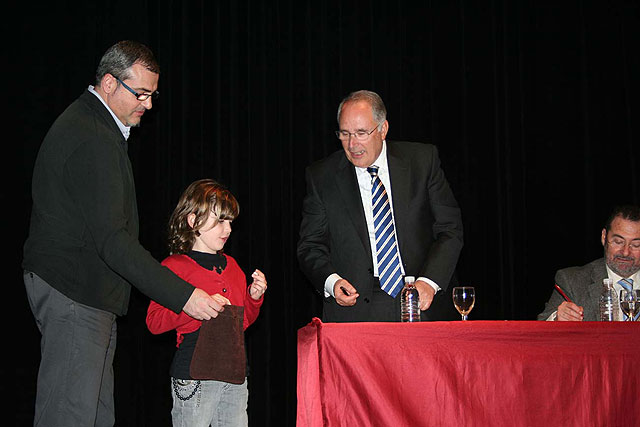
222, 288, 227, 293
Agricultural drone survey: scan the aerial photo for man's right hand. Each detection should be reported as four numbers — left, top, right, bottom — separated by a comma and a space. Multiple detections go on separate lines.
183, 288, 231, 320
334, 279, 359, 306
556, 301, 584, 321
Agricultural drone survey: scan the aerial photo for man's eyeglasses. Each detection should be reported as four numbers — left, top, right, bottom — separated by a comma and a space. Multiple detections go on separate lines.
335, 123, 381, 141
607, 237, 640, 251
114, 76, 159, 101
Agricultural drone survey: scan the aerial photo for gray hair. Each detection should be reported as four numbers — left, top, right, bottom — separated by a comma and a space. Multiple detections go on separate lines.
95, 40, 160, 86
337, 90, 387, 128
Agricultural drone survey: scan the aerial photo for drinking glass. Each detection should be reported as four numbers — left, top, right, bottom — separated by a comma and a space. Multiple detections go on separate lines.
619, 289, 640, 321
452, 287, 475, 321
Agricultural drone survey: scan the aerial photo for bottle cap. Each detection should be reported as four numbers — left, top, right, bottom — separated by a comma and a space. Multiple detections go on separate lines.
404, 276, 415, 283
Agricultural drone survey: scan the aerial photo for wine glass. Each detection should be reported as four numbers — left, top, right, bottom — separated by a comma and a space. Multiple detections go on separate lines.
619, 289, 639, 321
452, 287, 475, 321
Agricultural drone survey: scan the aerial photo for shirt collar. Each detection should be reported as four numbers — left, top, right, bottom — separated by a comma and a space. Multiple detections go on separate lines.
605, 265, 640, 287
88, 85, 131, 141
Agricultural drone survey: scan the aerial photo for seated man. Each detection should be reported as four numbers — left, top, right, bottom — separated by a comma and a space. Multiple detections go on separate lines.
538, 205, 640, 321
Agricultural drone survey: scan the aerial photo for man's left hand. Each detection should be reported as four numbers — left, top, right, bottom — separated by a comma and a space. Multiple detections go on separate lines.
415, 280, 436, 311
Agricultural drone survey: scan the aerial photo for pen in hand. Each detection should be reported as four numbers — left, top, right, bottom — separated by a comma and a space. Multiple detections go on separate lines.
554, 283, 572, 303
340, 286, 350, 296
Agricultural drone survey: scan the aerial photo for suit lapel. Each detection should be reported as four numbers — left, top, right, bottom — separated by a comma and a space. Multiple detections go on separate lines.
387, 144, 411, 255
335, 157, 373, 264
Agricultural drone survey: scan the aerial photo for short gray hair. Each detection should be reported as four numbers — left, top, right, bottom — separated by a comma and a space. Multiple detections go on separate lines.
337, 90, 387, 127
95, 40, 160, 85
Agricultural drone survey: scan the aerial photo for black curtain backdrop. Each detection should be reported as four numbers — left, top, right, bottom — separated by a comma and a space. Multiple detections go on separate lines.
13, 1, 639, 426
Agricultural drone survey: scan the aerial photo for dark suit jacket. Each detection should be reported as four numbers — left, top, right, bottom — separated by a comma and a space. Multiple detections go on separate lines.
297, 141, 463, 322
537, 258, 607, 321
23, 90, 193, 315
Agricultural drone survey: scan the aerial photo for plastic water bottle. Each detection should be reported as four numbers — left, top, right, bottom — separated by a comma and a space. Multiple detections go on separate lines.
401, 276, 421, 322
599, 278, 619, 321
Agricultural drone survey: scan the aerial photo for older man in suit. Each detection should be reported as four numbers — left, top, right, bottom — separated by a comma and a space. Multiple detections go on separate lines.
538, 205, 640, 321
297, 90, 463, 322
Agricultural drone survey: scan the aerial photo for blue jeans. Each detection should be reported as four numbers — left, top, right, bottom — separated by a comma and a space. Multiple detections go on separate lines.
24, 271, 117, 427
171, 377, 248, 427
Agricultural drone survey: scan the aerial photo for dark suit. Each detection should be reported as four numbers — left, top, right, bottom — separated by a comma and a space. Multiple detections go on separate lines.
23, 89, 193, 315
537, 258, 607, 321
297, 141, 463, 322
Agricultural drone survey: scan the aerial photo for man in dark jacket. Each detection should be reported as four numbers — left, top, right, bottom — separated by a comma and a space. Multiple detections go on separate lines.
297, 90, 463, 322
23, 41, 227, 426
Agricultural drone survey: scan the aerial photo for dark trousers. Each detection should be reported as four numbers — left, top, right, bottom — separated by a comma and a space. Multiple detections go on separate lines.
24, 271, 117, 427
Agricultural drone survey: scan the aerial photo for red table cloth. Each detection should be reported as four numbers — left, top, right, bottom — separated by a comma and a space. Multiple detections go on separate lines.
297, 318, 640, 427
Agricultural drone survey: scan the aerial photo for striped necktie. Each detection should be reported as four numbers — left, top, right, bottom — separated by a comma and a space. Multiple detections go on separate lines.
367, 166, 403, 298
618, 278, 638, 321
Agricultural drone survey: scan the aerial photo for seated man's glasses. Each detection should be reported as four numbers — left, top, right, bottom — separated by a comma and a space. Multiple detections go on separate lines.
607, 237, 640, 251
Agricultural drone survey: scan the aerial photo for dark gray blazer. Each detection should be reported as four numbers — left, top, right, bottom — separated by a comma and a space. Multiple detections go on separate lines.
537, 258, 607, 321
297, 141, 463, 322
23, 90, 193, 315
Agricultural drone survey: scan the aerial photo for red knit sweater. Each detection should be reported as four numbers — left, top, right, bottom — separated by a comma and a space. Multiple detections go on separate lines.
146, 253, 263, 347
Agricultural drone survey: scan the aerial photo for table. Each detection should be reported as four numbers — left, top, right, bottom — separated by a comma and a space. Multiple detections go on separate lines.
297, 318, 639, 426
